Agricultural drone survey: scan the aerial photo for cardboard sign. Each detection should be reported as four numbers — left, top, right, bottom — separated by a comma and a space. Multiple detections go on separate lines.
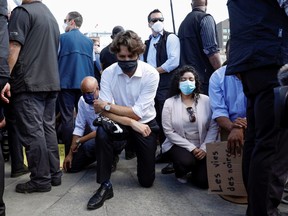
206, 141, 247, 196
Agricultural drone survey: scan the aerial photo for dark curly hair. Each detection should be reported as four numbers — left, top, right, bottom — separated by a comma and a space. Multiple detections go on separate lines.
110, 30, 145, 56
168, 65, 201, 105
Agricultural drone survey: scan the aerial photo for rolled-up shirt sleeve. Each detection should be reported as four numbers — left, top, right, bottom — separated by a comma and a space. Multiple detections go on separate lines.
132, 71, 159, 119
200, 15, 220, 57
209, 70, 229, 120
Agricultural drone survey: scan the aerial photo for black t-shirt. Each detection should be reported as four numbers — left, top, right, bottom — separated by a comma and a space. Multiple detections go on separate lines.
100, 43, 117, 70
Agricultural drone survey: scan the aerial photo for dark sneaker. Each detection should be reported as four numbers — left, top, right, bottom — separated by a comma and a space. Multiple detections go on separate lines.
51, 178, 61, 186
16, 181, 51, 193
161, 163, 175, 174
87, 184, 113, 210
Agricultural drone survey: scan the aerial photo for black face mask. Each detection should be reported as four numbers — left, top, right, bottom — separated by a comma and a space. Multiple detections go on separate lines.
118, 60, 138, 74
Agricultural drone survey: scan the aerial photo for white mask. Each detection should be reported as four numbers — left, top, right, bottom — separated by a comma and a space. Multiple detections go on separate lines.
13, 0, 22, 6
62, 23, 68, 32
151, 21, 164, 33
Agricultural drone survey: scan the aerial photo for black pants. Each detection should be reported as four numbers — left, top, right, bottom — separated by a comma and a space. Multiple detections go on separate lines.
241, 65, 288, 216
96, 119, 158, 188
167, 145, 208, 189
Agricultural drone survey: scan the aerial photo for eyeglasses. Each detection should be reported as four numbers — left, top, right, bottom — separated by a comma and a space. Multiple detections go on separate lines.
186, 107, 196, 122
150, 17, 164, 23
64, 18, 71, 23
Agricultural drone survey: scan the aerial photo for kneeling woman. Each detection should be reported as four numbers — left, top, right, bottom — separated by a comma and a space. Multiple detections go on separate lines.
161, 65, 218, 188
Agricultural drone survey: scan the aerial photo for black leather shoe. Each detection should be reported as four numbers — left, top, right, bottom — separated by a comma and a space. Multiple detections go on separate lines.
16, 181, 51, 193
87, 184, 114, 210
161, 163, 175, 174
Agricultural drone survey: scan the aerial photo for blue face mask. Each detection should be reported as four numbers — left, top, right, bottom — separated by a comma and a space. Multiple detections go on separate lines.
179, 80, 196, 95
83, 93, 95, 105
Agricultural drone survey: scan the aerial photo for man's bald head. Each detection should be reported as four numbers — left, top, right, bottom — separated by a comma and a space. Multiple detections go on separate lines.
191, 0, 207, 10
81, 76, 99, 93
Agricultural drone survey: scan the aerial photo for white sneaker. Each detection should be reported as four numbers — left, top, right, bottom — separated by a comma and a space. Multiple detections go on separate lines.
177, 176, 187, 184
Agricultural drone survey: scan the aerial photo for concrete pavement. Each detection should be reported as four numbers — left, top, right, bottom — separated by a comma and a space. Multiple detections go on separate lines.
3, 151, 288, 216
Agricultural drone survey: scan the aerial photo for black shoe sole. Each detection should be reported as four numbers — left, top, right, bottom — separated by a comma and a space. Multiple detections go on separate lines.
87, 192, 114, 210
16, 187, 51, 193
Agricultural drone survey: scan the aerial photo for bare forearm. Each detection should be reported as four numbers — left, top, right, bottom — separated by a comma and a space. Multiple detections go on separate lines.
107, 103, 140, 121
8, 41, 21, 73
208, 52, 222, 70
215, 116, 233, 132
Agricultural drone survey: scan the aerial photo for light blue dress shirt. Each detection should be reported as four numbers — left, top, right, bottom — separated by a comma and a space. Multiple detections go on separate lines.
209, 65, 247, 122
146, 31, 180, 73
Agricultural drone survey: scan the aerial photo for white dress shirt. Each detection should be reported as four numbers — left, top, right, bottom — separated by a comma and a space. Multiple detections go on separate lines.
99, 60, 160, 123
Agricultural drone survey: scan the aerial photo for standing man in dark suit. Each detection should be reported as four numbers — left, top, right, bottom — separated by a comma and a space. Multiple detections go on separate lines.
227, 0, 288, 215
178, 0, 221, 95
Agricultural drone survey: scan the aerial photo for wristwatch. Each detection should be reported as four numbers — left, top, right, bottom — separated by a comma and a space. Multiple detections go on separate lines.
104, 103, 111, 111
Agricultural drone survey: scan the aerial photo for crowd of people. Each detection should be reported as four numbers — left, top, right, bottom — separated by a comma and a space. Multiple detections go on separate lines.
0, 0, 287, 215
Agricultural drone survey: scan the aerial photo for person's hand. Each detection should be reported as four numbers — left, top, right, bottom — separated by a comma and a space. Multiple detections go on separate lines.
93, 99, 106, 113
63, 153, 73, 172
70, 141, 79, 153
0, 118, 5, 128
192, 148, 206, 160
227, 128, 244, 156
232, 117, 247, 129
0, 83, 11, 104
130, 119, 151, 137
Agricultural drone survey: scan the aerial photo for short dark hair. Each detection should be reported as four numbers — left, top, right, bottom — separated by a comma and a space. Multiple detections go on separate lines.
147, 9, 162, 22
68, 11, 83, 28
110, 30, 145, 56
169, 65, 201, 105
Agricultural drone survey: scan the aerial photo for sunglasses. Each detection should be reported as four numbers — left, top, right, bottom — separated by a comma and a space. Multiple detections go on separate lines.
150, 17, 164, 23
186, 107, 196, 122
64, 18, 71, 23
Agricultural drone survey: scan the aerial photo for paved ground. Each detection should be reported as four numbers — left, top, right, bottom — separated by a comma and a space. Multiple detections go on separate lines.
3, 151, 288, 216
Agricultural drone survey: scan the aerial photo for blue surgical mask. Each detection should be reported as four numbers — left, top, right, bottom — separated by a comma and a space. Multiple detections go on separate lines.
179, 80, 196, 95
83, 93, 95, 105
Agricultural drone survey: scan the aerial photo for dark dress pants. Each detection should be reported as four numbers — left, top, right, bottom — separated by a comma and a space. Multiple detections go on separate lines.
241, 65, 288, 216
4, 98, 25, 174
96, 120, 158, 187
155, 88, 169, 145
13, 92, 62, 187
58, 89, 82, 155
